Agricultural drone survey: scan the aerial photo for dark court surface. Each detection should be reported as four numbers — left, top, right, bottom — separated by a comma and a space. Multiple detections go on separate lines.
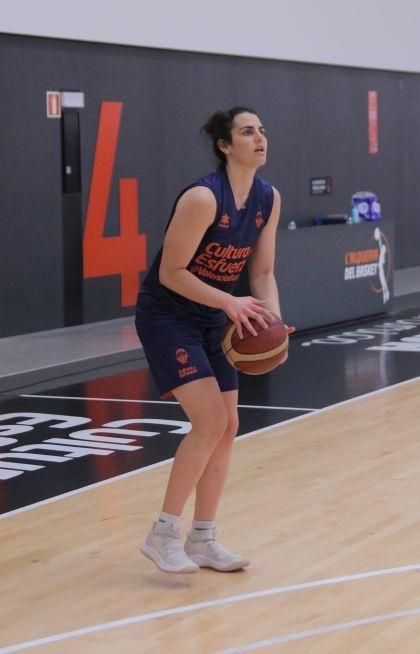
1, 304, 420, 516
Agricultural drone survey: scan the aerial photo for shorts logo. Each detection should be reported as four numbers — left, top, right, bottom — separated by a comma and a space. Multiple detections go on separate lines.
178, 365, 198, 379
176, 348, 189, 365
176, 348, 198, 379
255, 211, 264, 228
219, 213, 231, 229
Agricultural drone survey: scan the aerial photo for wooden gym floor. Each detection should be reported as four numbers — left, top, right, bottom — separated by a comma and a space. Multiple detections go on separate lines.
1, 306, 420, 652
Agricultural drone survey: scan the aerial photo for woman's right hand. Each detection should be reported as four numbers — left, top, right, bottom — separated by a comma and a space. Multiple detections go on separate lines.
223, 295, 274, 339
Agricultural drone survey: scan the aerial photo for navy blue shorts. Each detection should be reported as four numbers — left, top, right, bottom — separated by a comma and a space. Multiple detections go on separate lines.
135, 313, 238, 398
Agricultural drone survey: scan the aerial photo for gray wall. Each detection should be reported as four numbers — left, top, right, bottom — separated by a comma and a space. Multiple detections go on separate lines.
4, 0, 420, 74
1, 33, 419, 336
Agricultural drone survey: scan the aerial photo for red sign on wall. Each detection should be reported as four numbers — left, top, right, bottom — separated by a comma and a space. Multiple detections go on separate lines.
46, 91, 61, 118
83, 101, 147, 307
368, 90, 378, 154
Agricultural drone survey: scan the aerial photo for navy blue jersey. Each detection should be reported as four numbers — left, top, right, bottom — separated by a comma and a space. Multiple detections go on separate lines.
137, 168, 274, 326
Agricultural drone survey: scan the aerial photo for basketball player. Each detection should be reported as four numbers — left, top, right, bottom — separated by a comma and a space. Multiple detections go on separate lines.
374, 227, 390, 303
136, 106, 289, 573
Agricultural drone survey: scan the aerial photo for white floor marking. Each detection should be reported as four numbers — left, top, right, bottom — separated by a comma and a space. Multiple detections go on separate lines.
240, 404, 314, 411
21, 394, 315, 411
1, 563, 420, 653
0, 375, 417, 521
216, 606, 420, 653
21, 394, 180, 405
0, 458, 174, 522
235, 374, 420, 442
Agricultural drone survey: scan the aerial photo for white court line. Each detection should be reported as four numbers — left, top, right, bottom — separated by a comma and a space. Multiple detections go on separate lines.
1, 563, 420, 653
0, 458, 174, 522
216, 606, 420, 653
0, 375, 418, 521
21, 395, 182, 405
21, 394, 315, 412
237, 404, 314, 411
236, 374, 420, 442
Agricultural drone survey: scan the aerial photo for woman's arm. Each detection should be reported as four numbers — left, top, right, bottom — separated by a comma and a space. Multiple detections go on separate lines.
248, 187, 282, 317
159, 186, 272, 337
159, 186, 224, 307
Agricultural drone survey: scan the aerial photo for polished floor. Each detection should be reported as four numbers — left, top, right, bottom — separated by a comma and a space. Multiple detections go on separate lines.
1, 289, 420, 653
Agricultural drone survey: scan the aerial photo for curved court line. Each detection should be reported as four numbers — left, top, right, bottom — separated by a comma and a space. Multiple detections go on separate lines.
216, 606, 420, 652
1, 375, 419, 521
1, 563, 420, 653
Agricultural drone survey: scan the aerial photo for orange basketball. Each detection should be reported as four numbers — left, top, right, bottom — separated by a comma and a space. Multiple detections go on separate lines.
222, 314, 289, 374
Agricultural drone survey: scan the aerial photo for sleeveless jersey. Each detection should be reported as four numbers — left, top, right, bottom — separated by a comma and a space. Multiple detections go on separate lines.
137, 168, 274, 326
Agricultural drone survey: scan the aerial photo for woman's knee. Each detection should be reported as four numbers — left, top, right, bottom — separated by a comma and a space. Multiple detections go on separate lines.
224, 413, 239, 440
173, 378, 229, 445
192, 401, 228, 443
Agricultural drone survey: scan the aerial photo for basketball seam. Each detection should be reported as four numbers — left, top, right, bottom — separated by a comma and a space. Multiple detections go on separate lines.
221, 323, 237, 356
226, 337, 289, 363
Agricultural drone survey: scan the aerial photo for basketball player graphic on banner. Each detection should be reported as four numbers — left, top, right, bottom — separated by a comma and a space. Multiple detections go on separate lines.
374, 227, 390, 303
135, 107, 294, 574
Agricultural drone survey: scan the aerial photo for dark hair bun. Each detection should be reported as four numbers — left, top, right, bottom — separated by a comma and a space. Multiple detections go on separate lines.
202, 106, 257, 166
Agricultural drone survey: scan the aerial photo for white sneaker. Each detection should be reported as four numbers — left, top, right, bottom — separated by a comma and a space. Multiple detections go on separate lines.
140, 522, 199, 574
184, 528, 250, 572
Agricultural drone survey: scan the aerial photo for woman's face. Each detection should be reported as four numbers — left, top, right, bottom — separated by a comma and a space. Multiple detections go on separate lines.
219, 112, 267, 168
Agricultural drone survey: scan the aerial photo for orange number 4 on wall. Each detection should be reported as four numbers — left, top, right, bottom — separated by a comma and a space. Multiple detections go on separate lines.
83, 102, 147, 307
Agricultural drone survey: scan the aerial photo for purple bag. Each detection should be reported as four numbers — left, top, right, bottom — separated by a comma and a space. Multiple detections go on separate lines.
352, 192, 381, 221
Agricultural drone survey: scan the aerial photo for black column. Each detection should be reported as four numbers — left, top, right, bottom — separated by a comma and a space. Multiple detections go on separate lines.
61, 110, 83, 326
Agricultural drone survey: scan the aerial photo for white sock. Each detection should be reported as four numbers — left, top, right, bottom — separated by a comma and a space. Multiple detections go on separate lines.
158, 511, 181, 528
190, 520, 216, 540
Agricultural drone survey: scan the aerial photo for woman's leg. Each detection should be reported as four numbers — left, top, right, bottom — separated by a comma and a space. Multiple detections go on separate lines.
161, 376, 228, 516
193, 389, 239, 521
140, 376, 228, 573
184, 389, 249, 571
